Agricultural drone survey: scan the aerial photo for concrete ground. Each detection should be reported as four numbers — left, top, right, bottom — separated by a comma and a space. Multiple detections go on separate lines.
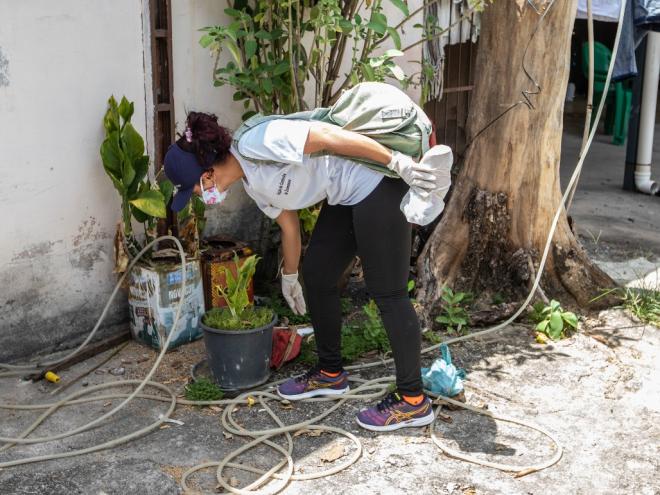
0, 117, 659, 494
560, 106, 660, 260
0, 308, 657, 495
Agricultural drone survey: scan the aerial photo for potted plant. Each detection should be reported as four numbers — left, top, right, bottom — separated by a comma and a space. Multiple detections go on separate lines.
200, 252, 277, 390
100, 95, 206, 350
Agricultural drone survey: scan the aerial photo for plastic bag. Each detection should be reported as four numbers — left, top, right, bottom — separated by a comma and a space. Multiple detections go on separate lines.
421, 344, 466, 397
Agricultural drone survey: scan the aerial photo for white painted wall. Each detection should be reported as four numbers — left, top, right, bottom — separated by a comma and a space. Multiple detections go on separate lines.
0, 0, 433, 360
0, 0, 150, 360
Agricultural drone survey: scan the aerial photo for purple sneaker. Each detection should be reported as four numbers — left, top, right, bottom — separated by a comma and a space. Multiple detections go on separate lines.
277, 367, 350, 400
356, 392, 435, 432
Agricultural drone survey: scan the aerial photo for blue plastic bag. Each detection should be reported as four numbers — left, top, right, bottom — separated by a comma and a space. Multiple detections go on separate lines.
421, 344, 466, 397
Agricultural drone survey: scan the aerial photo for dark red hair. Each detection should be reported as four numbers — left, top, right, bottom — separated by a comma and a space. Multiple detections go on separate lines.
177, 111, 232, 169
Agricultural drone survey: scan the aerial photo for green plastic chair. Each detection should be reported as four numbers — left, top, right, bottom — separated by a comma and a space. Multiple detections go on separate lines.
581, 41, 632, 145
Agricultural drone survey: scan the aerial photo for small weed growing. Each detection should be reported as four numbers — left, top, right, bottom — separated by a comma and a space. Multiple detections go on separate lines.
361, 300, 390, 352
294, 298, 391, 365
265, 286, 310, 325
594, 284, 660, 327
423, 329, 443, 345
185, 377, 224, 402
340, 297, 353, 314
620, 287, 660, 326
530, 299, 578, 340
435, 286, 472, 335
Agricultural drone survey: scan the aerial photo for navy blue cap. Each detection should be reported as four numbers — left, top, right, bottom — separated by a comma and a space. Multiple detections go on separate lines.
163, 143, 205, 212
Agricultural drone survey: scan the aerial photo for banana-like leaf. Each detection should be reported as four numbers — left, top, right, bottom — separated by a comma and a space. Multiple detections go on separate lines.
121, 122, 145, 161
131, 204, 150, 223
103, 96, 120, 133
159, 179, 174, 204
129, 190, 167, 218
122, 154, 136, 187
128, 155, 150, 197
100, 132, 124, 192
118, 97, 134, 122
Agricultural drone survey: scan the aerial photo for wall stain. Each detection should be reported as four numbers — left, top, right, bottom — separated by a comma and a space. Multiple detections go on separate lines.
0, 47, 9, 87
11, 240, 59, 261
73, 216, 104, 247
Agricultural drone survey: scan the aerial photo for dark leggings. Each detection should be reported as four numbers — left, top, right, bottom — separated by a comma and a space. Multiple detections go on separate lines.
301, 176, 423, 395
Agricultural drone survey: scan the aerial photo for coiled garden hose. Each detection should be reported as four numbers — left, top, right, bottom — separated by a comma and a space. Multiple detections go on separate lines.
0, 0, 627, 491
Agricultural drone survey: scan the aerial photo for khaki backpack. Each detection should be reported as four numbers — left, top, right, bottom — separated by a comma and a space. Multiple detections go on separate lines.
231, 81, 433, 178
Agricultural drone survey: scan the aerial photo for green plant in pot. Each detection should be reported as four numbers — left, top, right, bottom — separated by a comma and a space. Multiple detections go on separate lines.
200, 253, 277, 390
100, 95, 172, 268
101, 96, 207, 351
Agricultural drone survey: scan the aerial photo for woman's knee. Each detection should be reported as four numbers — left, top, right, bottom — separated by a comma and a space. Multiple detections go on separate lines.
301, 252, 334, 290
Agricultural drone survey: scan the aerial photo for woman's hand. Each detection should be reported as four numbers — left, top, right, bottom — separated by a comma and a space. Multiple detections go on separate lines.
386, 151, 437, 192
280, 269, 307, 315
275, 210, 307, 315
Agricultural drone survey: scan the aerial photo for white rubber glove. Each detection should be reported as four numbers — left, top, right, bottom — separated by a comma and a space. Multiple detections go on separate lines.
281, 268, 307, 315
386, 150, 438, 192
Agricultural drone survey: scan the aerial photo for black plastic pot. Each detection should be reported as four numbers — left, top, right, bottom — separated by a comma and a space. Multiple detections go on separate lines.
200, 312, 277, 391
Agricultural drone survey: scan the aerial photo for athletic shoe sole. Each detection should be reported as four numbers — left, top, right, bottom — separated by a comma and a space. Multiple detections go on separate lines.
355, 410, 436, 432
277, 385, 350, 401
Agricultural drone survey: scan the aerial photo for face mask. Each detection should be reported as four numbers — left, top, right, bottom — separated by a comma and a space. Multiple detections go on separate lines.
200, 177, 228, 205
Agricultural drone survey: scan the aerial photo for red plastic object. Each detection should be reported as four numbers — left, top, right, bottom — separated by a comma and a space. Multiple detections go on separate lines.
270, 326, 302, 369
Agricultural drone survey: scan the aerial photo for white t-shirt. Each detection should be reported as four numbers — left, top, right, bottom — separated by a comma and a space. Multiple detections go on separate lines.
233, 119, 384, 219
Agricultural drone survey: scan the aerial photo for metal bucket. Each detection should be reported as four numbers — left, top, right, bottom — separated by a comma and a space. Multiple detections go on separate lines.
200, 313, 276, 391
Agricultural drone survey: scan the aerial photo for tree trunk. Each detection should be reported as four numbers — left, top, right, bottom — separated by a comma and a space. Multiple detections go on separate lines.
415, 0, 616, 326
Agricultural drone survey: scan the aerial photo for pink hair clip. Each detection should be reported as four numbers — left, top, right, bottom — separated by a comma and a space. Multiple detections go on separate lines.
184, 127, 193, 143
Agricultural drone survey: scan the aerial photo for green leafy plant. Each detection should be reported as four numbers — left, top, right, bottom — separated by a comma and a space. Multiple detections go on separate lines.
185, 377, 224, 402
620, 288, 660, 326
531, 300, 578, 340
206, 252, 275, 330
361, 299, 390, 351
423, 329, 443, 345
264, 285, 311, 325
216, 253, 260, 318
298, 206, 321, 235
593, 284, 660, 327
199, 0, 486, 117
100, 96, 172, 266
295, 301, 390, 366
434, 286, 472, 335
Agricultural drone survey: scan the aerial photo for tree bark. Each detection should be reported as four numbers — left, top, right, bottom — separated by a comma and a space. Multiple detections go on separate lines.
415, 0, 616, 326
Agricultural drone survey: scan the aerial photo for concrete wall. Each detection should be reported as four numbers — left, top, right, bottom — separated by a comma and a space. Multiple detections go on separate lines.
0, 0, 428, 361
0, 1, 150, 361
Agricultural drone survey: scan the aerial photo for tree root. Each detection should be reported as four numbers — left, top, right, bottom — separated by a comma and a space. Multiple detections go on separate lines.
553, 243, 618, 309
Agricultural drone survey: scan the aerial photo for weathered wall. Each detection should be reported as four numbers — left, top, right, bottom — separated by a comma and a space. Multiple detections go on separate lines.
0, 1, 150, 361
0, 0, 428, 362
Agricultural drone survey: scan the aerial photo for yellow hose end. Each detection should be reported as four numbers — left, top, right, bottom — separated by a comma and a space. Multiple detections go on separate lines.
44, 371, 60, 383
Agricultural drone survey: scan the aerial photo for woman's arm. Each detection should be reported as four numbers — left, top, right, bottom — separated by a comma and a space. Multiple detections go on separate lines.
275, 209, 302, 274
303, 122, 393, 166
